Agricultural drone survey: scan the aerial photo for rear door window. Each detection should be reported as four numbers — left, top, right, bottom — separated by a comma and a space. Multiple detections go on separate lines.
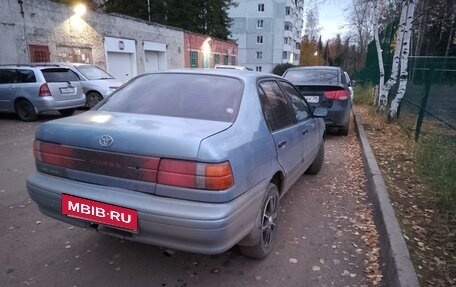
279, 81, 310, 121
17, 69, 36, 83
41, 68, 80, 82
258, 80, 295, 131
98, 73, 243, 122
0, 69, 17, 84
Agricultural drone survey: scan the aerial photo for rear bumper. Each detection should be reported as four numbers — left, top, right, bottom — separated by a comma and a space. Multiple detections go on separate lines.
26, 172, 266, 254
34, 96, 86, 112
324, 100, 351, 127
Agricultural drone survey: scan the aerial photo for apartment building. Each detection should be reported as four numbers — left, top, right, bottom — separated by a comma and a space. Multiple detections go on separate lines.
228, 0, 304, 72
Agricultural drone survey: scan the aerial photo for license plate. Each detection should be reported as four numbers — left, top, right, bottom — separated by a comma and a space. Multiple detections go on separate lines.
62, 194, 138, 231
305, 96, 320, 103
60, 87, 75, 94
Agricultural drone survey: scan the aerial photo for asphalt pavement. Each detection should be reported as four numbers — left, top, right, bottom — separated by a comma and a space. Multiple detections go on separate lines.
0, 111, 382, 287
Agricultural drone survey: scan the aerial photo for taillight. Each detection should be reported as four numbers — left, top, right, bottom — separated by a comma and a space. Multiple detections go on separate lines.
39, 84, 52, 97
158, 159, 233, 191
324, 90, 349, 100
34, 140, 233, 191
33, 140, 159, 182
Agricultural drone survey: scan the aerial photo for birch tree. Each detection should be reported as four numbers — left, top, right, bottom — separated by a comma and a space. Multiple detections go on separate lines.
389, 0, 416, 119
378, 0, 408, 111
372, 0, 385, 106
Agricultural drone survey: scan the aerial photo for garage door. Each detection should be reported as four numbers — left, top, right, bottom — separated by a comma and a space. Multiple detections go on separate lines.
107, 52, 133, 83
145, 51, 167, 73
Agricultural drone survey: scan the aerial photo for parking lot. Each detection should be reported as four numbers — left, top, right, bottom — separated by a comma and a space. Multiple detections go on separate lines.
0, 111, 382, 287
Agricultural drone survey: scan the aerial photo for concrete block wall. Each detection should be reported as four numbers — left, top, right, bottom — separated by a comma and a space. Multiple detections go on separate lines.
0, 0, 185, 74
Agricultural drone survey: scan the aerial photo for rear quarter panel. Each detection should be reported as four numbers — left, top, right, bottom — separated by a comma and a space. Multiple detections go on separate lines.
198, 79, 280, 199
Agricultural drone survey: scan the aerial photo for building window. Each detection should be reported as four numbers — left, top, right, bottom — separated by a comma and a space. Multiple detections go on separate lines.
190, 51, 198, 68
296, 42, 300, 49
223, 55, 229, 65
285, 6, 291, 15
256, 66, 262, 72
256, 51, 263, 59
231, 56, 236, 65
214, 54, 220, 65
284, 38, 290, 45
257, 20, 264, 28
257, 36, 263, 44
283, 51, 288, 60
284, 23, 291, 31
258, 4, 264, 12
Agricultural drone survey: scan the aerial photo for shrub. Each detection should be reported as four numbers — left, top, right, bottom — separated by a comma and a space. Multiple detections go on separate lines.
353, 83, 374, 106
416, 135, 456, 218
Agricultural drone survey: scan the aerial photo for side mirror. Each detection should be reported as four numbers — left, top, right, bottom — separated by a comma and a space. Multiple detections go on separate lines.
351, 80, 357, 87
313, 107, 328, 118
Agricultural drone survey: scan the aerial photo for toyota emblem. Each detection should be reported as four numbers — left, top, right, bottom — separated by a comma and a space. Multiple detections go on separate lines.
99, 135, 114, 147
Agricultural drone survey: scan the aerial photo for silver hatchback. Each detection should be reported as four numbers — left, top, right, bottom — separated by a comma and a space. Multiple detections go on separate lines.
0, 65, 86, 121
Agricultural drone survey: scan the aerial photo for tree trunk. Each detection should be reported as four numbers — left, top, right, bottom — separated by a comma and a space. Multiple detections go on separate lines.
389, 0, 416, 119
378, 0, 408, 111
373, 0, 384, 107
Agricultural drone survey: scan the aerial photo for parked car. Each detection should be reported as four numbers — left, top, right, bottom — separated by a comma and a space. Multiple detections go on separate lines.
0, 64, 86, 121
27, 69, 327, 259
37, 63, 123, 108
283, 66, 351, 135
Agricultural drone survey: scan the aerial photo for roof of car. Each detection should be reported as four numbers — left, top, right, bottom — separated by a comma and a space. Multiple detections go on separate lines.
285, 66, 342, 72
142, 68, 282, 81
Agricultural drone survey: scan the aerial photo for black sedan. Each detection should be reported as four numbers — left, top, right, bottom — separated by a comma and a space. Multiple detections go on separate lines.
283, 66, 351, 135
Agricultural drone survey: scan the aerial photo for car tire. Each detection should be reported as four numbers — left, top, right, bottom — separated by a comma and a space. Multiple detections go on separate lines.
306, 141, 325, 175
86, 92, 103, 108
338, 120, 350, 136
15, 99, 37, 122
59, 108, 75, 117
239, 183, 279, 259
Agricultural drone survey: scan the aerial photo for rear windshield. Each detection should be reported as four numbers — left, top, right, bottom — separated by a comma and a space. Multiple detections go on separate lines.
76, 65, 114, 80
41, 68, 80, 82
97, 73, 243, 122
284, 69, 340, 85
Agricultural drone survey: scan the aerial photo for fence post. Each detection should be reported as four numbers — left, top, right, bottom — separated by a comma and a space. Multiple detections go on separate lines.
414, 68, 434, 141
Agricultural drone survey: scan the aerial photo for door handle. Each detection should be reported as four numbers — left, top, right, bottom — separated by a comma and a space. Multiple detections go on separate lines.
302, 130, 309, 135
278, 141, 286, 148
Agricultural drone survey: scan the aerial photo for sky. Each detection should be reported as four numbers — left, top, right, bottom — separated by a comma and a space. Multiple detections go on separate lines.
316, 0, 351, 42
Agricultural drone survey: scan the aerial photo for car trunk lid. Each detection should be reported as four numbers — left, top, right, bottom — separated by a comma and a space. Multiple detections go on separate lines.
40, 68, 83, 101
34, 111, 232, 194
296, 85, 348, 108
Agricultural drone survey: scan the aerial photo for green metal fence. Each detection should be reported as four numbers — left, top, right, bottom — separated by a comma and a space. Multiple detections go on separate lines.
397, 56, 456, 141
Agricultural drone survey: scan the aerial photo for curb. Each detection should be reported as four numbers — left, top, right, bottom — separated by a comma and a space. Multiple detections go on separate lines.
352, 108, 420, 287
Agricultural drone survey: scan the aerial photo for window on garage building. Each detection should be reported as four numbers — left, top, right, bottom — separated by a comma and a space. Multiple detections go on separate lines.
214, 54, 220, 65
28, 45, 50, 62
223, 55, 229, 65
190, 51, 198, 68
231, 56, 236, 65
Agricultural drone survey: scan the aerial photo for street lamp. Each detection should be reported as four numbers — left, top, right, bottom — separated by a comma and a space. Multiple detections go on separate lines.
73, 3, 86, 17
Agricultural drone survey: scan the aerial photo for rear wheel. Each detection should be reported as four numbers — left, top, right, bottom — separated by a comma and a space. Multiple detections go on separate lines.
239, 183, 279, 259
15, 99, 37, 122
306, 141, 325, 175
86, 92, 103, 108
59, 108, 75, 117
